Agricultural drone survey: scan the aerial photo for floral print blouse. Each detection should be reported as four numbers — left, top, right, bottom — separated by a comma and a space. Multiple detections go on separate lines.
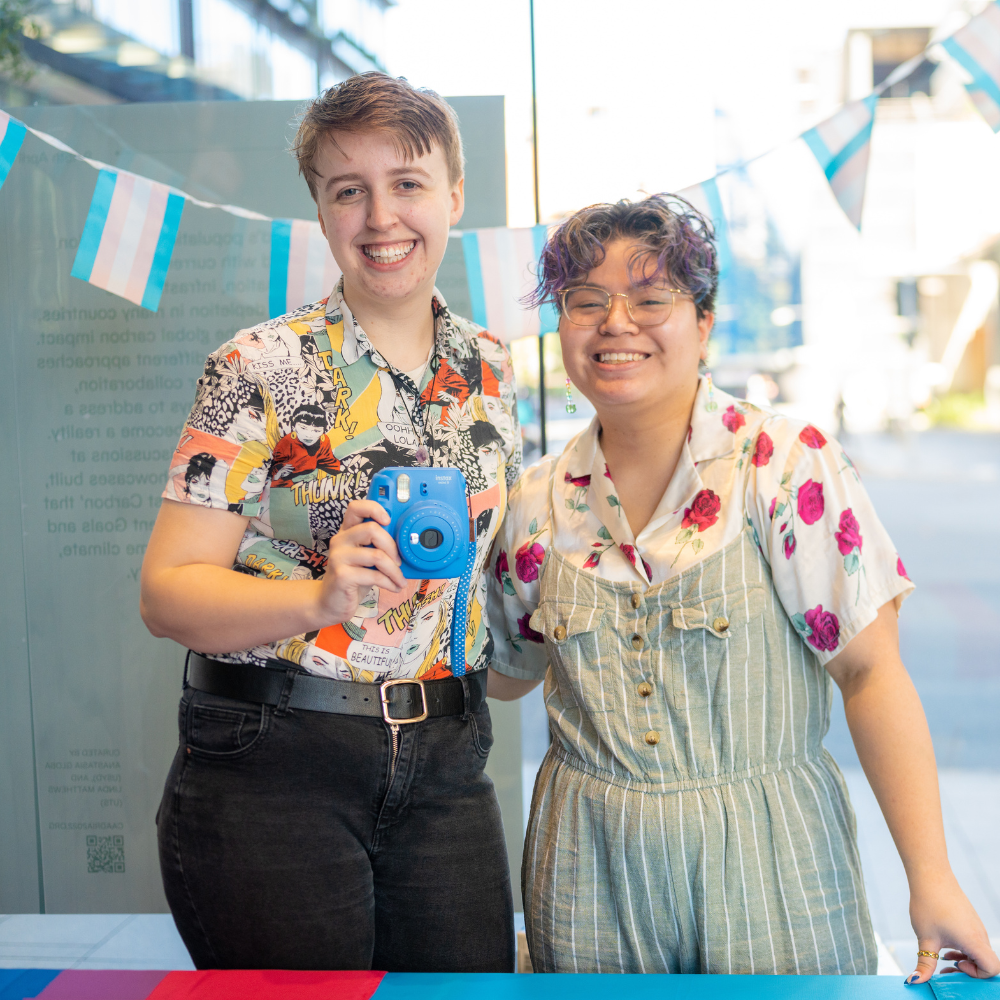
488, 377, 913, 679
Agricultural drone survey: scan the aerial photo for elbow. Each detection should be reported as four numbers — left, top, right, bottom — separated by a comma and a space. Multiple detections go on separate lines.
139, 594, 167, 639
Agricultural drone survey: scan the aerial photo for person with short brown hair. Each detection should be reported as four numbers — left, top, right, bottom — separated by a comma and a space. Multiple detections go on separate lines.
144, 72, 520, 971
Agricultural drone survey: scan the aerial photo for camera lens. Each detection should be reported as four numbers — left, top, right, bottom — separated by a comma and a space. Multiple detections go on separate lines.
419, 527, 444, 549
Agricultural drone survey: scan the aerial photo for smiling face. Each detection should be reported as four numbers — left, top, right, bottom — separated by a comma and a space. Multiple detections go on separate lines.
313, 130, 464, 316
559, 239, 713, 424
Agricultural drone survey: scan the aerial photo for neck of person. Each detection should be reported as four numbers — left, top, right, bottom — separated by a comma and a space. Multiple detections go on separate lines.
596, 377, 700, 538
342, 276, 436, 372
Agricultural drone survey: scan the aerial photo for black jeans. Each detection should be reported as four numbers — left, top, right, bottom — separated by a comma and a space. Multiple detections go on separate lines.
156, 682, 514, 971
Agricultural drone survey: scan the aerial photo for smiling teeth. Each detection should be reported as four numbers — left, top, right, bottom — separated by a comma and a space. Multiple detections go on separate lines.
364, 241, 416, 263
598, 352, 647, 363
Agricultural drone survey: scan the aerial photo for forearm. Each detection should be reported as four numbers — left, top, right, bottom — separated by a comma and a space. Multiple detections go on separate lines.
840, 657, 951, 887
486, 666, 542, 701
141, 564, 332, 653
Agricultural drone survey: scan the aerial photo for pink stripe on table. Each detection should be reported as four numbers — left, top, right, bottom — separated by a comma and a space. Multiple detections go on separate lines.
90, 172, 134, 288
35, 969, 169, 999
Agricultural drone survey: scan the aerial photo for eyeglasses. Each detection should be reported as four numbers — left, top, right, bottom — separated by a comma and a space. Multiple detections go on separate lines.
558, 284, 684, 327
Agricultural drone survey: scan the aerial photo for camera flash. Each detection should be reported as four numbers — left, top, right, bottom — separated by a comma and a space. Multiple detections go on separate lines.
410, 533, 420, 545
396, 474, 410, 503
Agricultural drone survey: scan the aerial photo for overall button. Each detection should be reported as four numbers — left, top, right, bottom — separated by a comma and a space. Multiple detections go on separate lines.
644, 730, 660, 746
713, 616, 730, 634
630, 593, 641, 609
554, 625, 567, 641
637, 681, 653, 698
631, 634, 643, 650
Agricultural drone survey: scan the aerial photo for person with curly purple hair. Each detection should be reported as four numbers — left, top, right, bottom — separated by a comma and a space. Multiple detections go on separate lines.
486, 194, 998, 979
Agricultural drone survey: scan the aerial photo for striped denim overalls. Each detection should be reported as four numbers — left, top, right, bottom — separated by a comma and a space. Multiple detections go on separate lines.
522, 514, 877, 974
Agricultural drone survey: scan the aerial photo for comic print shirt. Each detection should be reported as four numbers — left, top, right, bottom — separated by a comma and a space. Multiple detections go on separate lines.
162, 278, 521, 681
489, 377, 913, 680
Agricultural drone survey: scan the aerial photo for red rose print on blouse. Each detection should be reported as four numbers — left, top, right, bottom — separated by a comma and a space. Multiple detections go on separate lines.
682, 489, 721, 531
722, 405, 745, 433
835, 508, 863, 556
897, 556, 910, 580
620, 543, 637, 566
835, 507, 866, 601
796, 479, 825, 525
515, 541, 545, 582
752, 432, 774, 467
517, 612, 544, 644
783, 534, 796, 559
672, 489, 721, 566
564, 472, 591, 488
642, 557, 652, 579
799, 425, 827, 449
792, 605, 841, 652
494, 549, 509, 583
769, 497, 777, 520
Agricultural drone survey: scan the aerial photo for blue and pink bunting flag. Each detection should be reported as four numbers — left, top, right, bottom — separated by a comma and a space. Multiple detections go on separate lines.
268, 218, 341, 318
941, 1, 1000, 132
461, 224, 558, 342
802, 94, 878, 231
677, 177, 732, 277
70, 168, 185, 312
0, 110, 26, 193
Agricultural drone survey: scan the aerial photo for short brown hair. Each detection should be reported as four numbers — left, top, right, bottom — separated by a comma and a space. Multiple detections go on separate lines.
526, 194, 719, 320
293, 72, 464, 200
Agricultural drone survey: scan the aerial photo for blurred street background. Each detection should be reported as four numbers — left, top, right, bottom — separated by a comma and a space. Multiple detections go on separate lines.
2, 0, 999, 969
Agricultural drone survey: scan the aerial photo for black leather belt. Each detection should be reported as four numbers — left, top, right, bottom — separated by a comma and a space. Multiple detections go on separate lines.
185, 652, 486, 723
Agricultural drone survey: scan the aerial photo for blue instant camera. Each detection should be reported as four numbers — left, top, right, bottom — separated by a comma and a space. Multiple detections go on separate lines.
368, 467, 472, 580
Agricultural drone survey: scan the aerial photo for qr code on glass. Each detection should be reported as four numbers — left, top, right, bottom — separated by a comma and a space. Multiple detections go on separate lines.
86, 835, 125, 873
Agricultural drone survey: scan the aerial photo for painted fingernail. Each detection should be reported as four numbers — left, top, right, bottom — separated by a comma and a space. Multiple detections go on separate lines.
906, 974, 921, 984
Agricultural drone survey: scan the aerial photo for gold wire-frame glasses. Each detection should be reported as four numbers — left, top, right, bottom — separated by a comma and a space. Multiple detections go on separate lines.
558, 284, 685, 327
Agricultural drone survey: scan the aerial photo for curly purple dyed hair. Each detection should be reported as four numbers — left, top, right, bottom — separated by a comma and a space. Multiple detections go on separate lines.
526, 193, 719, 321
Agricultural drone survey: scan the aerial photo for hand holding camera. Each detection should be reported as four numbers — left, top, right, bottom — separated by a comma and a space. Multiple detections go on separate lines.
318, 499, 406, 624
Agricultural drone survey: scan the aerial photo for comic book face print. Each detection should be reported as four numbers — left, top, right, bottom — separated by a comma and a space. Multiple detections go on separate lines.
163, 283, 522, 679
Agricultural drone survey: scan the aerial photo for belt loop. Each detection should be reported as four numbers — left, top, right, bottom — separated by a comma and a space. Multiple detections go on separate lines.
183, 650, 192, 689
274, 669, 297, 717
460, 675, 471, 721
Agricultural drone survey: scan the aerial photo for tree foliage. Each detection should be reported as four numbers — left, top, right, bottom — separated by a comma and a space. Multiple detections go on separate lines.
0, 0, 34, 84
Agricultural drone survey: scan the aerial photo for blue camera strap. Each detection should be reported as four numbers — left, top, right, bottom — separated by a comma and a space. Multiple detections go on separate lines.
449, 540, 477, 677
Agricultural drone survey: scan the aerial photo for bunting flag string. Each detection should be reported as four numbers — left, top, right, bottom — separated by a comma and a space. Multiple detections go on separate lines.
2, 2, 1000, 325
801, 94, 878, 231
677, 177, 732, 276
70, 168, 186, 312
940, 0, 1000, 132
269, 218, 341, 319
461, 224, 559, 340
0, 110, 26, 192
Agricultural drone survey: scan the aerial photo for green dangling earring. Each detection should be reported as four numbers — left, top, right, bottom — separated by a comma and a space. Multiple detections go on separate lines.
705, 370, 718, 412
564, 376, 577, 414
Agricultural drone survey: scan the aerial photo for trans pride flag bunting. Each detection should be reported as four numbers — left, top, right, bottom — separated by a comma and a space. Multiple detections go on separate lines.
802, 94, 878, 231
461, 224, 558, 342
677, 177, 732, 277
0, 111, 26, 193
268, 218, 341, 318
71, 168, 185, 311
941, 1, 1000, 131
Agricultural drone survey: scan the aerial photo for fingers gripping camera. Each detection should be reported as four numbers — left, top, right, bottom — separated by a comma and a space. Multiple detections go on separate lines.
367, 467, 476, 675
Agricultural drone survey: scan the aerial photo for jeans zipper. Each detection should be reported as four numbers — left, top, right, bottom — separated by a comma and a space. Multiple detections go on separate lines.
389, 723, 400, 779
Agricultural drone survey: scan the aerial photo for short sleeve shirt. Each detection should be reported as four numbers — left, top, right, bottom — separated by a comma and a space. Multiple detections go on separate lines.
163, 278, 522, 681
488, 376, 913, 680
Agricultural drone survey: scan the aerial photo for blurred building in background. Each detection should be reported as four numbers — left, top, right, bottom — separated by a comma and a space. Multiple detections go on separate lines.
710, 1, 1000, 439
0, 0, 390, 106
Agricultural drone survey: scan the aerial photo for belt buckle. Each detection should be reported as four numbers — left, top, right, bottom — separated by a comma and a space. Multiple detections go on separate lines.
380, 678, 428, 724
